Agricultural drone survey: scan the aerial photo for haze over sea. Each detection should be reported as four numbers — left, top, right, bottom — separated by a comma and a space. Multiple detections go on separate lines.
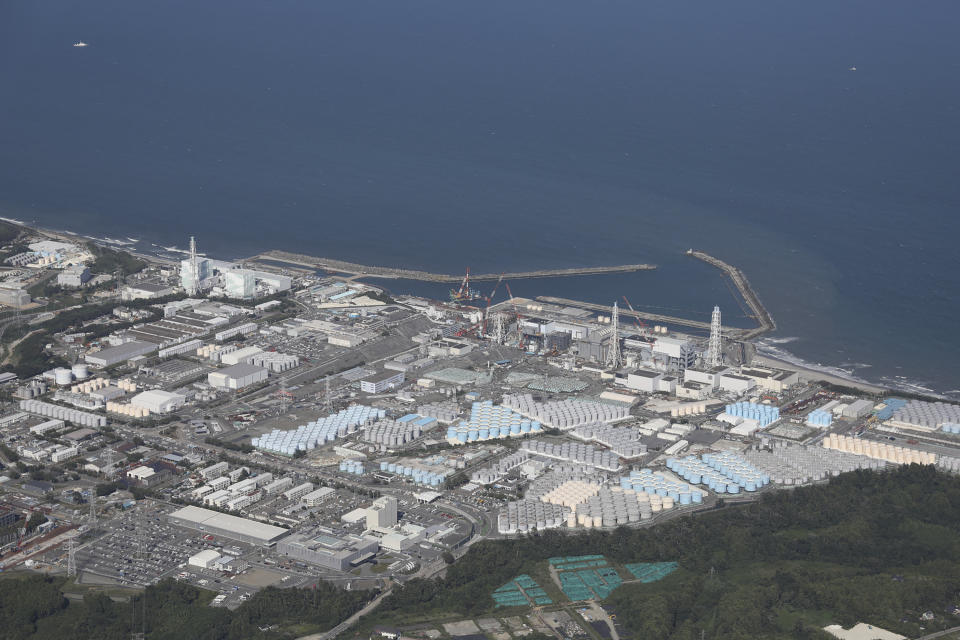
1, 1, 958, 397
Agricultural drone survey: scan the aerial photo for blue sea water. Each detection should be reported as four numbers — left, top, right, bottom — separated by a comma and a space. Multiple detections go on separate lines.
0, 0, 957, 396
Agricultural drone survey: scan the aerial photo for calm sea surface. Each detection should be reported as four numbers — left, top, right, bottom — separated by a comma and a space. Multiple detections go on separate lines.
1, 0, 957, 396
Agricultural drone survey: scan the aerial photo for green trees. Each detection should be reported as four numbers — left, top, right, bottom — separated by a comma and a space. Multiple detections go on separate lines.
367, 466, 960, 639
0, 577, 371, 640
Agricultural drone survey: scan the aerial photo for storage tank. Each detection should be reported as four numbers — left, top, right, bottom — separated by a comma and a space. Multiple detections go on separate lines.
54, 368, 73, 386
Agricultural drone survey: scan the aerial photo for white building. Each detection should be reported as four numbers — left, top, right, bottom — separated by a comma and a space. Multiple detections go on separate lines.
220, 346, 264, 366
683, 366, 730, 389
200, 461, 228, 480
224, 270, 256, 299
188, 549, 222, 569
366, 496, 398, 529
360, 371, 404, 394
653, 337, 697, 371
208, 363, 269, 390
618, 369, 662, 393
122, 282, 175, 300
130, 390, 186, 414
50, 446, 79, 463
301, 487, 335, 507
717, 372, 755, 395
283, 482, 314, 501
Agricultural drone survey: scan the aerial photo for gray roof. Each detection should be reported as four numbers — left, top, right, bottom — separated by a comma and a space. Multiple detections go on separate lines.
215, 362, 269, 378
86, 340, 156, 363
168, 505, 288, 543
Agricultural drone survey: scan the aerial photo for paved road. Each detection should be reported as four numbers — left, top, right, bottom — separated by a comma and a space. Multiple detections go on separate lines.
916, 625, 960, 640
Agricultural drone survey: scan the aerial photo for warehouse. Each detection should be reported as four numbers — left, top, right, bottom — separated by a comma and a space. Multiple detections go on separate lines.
738, 367, 800, 393
208, 363, 269, 390
57, 265, 91, 288
220, 346, 264, 366
167, 505, 290, 545
85, 341, 157, 367
188, 549, 222, 569
130, 389, 186, 414
276, 530, 379, 571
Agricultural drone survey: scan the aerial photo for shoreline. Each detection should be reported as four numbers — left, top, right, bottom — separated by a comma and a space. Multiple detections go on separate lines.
751, 353, 889, 396
4, 217, 955, 401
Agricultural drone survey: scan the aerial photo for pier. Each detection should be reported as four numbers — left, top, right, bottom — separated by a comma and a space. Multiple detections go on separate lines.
686, 249, 776, 340
534, 296, 727, 335
534, 251, 776, 341
252, 250, 655, 283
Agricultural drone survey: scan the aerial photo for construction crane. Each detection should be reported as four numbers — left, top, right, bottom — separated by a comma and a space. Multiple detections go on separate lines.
449, 267, 483, 303
621, 296, 649, 334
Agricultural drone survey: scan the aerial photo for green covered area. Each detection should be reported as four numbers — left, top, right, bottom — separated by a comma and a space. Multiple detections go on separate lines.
551, 556, 623, 601
492, 574, 552, 607
363, 466, 960, 639
557, 567, 622, 601
624, 561, 678, 583
548, 555, 607, 571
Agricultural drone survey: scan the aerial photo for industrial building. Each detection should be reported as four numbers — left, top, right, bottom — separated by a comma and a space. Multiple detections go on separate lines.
737, 367, 799, 393
85, 341, 157, 367
57, 265, 91, 288
0, 286, 30, 308
360, 371, 405, 394
366, 496, 398, 529
249, 352, 300, 372
220, 346, 263, 366
19, 399, 107, 427
188, 549, 222, 569
121, 282, 176, 300
683, 366, 729, 389
130, 390, 186, 414
208, 363, 269, 390
276, 530, 378, 571
167, 505, 290, 545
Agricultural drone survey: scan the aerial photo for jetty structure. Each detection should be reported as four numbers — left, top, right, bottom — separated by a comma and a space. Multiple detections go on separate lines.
251, 250, 655, 282
686, 249, 776, 339
537, 250, 775, 341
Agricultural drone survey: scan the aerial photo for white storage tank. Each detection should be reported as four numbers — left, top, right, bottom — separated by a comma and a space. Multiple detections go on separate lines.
54, 368, 73, 386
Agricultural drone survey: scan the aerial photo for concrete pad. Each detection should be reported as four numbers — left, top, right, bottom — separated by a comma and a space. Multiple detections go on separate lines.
443, 620, 480, 636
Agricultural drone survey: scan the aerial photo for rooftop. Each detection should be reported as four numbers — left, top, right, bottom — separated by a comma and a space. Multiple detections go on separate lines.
168, 505, 289, 543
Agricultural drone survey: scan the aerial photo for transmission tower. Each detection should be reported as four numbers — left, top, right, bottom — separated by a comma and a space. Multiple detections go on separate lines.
278, 381, 290, 414
606, 301, 623, 369
66, 538, 77, 577
324, 375, 331, 412
13, 303, 23, 339
707, 305, 722, 367
114, 267, 124, 299
88, 493, 97, 529
187, 235, 199, 296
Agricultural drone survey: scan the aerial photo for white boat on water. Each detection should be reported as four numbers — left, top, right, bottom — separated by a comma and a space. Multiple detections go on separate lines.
73, 41, 88, 48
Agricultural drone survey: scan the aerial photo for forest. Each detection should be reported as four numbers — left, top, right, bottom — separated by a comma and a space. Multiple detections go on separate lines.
3, 466, 960, 639
0, 575, 371, 640
361, 465, 960, 639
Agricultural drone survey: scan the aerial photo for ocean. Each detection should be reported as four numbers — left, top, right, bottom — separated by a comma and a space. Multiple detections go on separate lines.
1, 0, 957, 397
